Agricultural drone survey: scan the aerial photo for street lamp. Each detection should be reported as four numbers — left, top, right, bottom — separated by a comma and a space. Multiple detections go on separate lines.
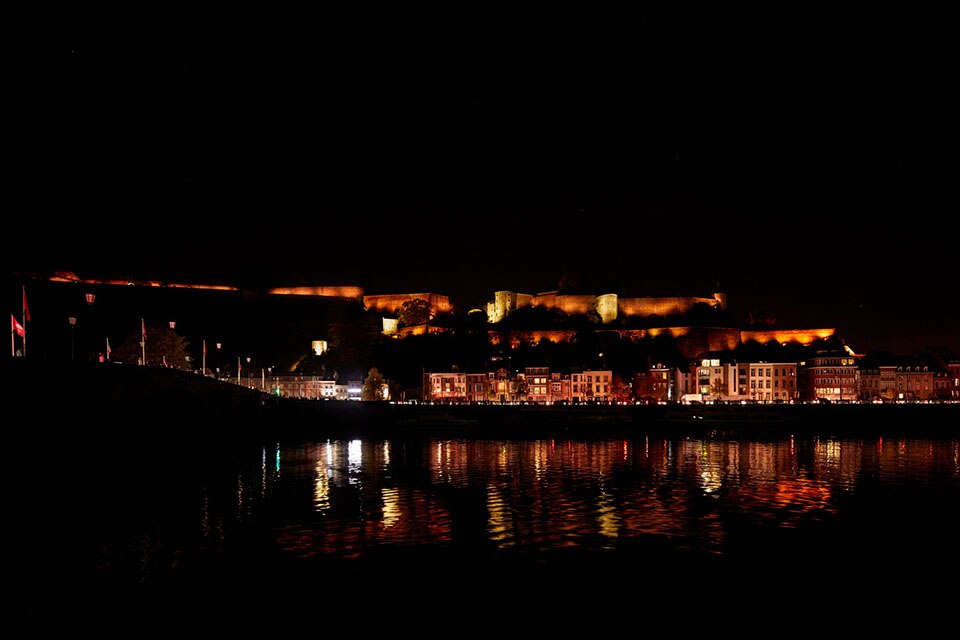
68, 316, 77, 361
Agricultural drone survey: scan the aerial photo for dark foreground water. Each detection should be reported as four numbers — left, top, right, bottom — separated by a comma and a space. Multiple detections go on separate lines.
15, 432, 960, 636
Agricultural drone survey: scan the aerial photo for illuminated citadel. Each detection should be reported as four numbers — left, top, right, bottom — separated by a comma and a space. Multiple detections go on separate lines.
41, 272, 836, 357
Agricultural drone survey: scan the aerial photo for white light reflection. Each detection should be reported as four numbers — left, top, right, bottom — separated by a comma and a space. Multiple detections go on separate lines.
700, 469, 722, 494
382, 487, 400, 528
314, 444, 331, 512
200, 490, 210, 538
348, 439, 362, 485
487, 483, 514, 548
597, 489, 620, 542
534, 441, 544, 480
383, 441, 391, 468
236, 474, 244, 518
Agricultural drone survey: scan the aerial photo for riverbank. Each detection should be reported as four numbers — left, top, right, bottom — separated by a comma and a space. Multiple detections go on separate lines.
3, 360, 958, 441
272, 398, 960, 438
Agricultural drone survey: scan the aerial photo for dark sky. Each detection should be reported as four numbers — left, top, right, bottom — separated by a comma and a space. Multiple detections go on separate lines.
9, 9, 958, 354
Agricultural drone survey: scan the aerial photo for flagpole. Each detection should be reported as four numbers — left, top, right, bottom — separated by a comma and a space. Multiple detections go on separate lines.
21, 286, 27, 358
141, 317, 146, 366
237, 356, 241, 386
10, 318, 14, 358
202, 339, 206, 376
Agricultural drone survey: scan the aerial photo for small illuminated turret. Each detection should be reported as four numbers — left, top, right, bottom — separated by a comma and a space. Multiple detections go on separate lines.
712, 292, 728, 311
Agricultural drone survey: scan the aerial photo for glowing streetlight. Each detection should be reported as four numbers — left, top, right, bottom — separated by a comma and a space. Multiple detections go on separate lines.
68, 316, 77, 361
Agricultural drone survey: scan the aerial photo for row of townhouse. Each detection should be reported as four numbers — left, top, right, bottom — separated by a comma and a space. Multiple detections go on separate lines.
659, 352, 960, 403
425, 368, 614, 403
250, 358, 958, 403
859, 361, 959, 401
241, 375, 364, 400
683, 357, 803, 402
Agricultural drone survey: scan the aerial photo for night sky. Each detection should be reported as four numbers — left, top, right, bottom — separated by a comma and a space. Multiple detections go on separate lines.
9, 9, 958, 353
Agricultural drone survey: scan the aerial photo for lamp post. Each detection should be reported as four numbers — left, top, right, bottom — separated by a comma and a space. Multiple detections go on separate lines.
84, 293, 96, 362
68, 316, 77, 361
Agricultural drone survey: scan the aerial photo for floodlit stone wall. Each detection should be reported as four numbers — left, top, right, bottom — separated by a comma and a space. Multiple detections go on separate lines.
595, 293, 618, 324
617, 296, 720, 318
268, 286, 364, 299
364, 293, 453, 316
740, 328, 836, 345
487, 290, 727, 323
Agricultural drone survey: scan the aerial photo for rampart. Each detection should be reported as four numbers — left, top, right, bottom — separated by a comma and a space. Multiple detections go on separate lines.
486, 290, 726, 323
740, 328, 836, 345
364, 293, 453, 317
268, 286, 364, 299
617, 295, 722, 318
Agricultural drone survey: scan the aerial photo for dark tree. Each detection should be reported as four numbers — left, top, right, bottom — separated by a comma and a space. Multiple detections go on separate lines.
512, 376, 529, 399
465, 309, 488, 333
709, 378, 728, 397
398, 299, 431, 327
611, 375, 634, 402
114, 324, 190, 369
363, 367, 385, 401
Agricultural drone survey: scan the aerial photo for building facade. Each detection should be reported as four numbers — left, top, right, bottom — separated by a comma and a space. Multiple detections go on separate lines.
465, 373, 489, 403
634, 366, 671, 402
549, 372, 572, 403
571, 370, 613, 402
948, 362, 960, 399
693, 357, 739, 400
893, 364, 934, 400
426, 372, 467, 401
800, 353, 859, 402
525, 367, 551, 403
270, 376, 341, 400
739, 362, 797, 402
489, 368, 514, 403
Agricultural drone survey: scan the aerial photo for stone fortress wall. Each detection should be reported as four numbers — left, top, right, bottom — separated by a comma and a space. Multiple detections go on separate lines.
267, 285, 364, 299
363, 293, 453, 317
486, 290, 728, 324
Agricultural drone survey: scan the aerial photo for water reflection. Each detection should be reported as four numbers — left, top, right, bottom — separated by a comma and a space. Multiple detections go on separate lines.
76, 434, 960, 591
267, 436, 959, 559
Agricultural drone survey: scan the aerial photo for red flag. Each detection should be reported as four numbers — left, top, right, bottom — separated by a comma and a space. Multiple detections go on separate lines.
11, 315, 25, 338
22, 287, 31, 322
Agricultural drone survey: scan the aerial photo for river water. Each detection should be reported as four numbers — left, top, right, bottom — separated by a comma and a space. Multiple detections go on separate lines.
17, 433, 960, 636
